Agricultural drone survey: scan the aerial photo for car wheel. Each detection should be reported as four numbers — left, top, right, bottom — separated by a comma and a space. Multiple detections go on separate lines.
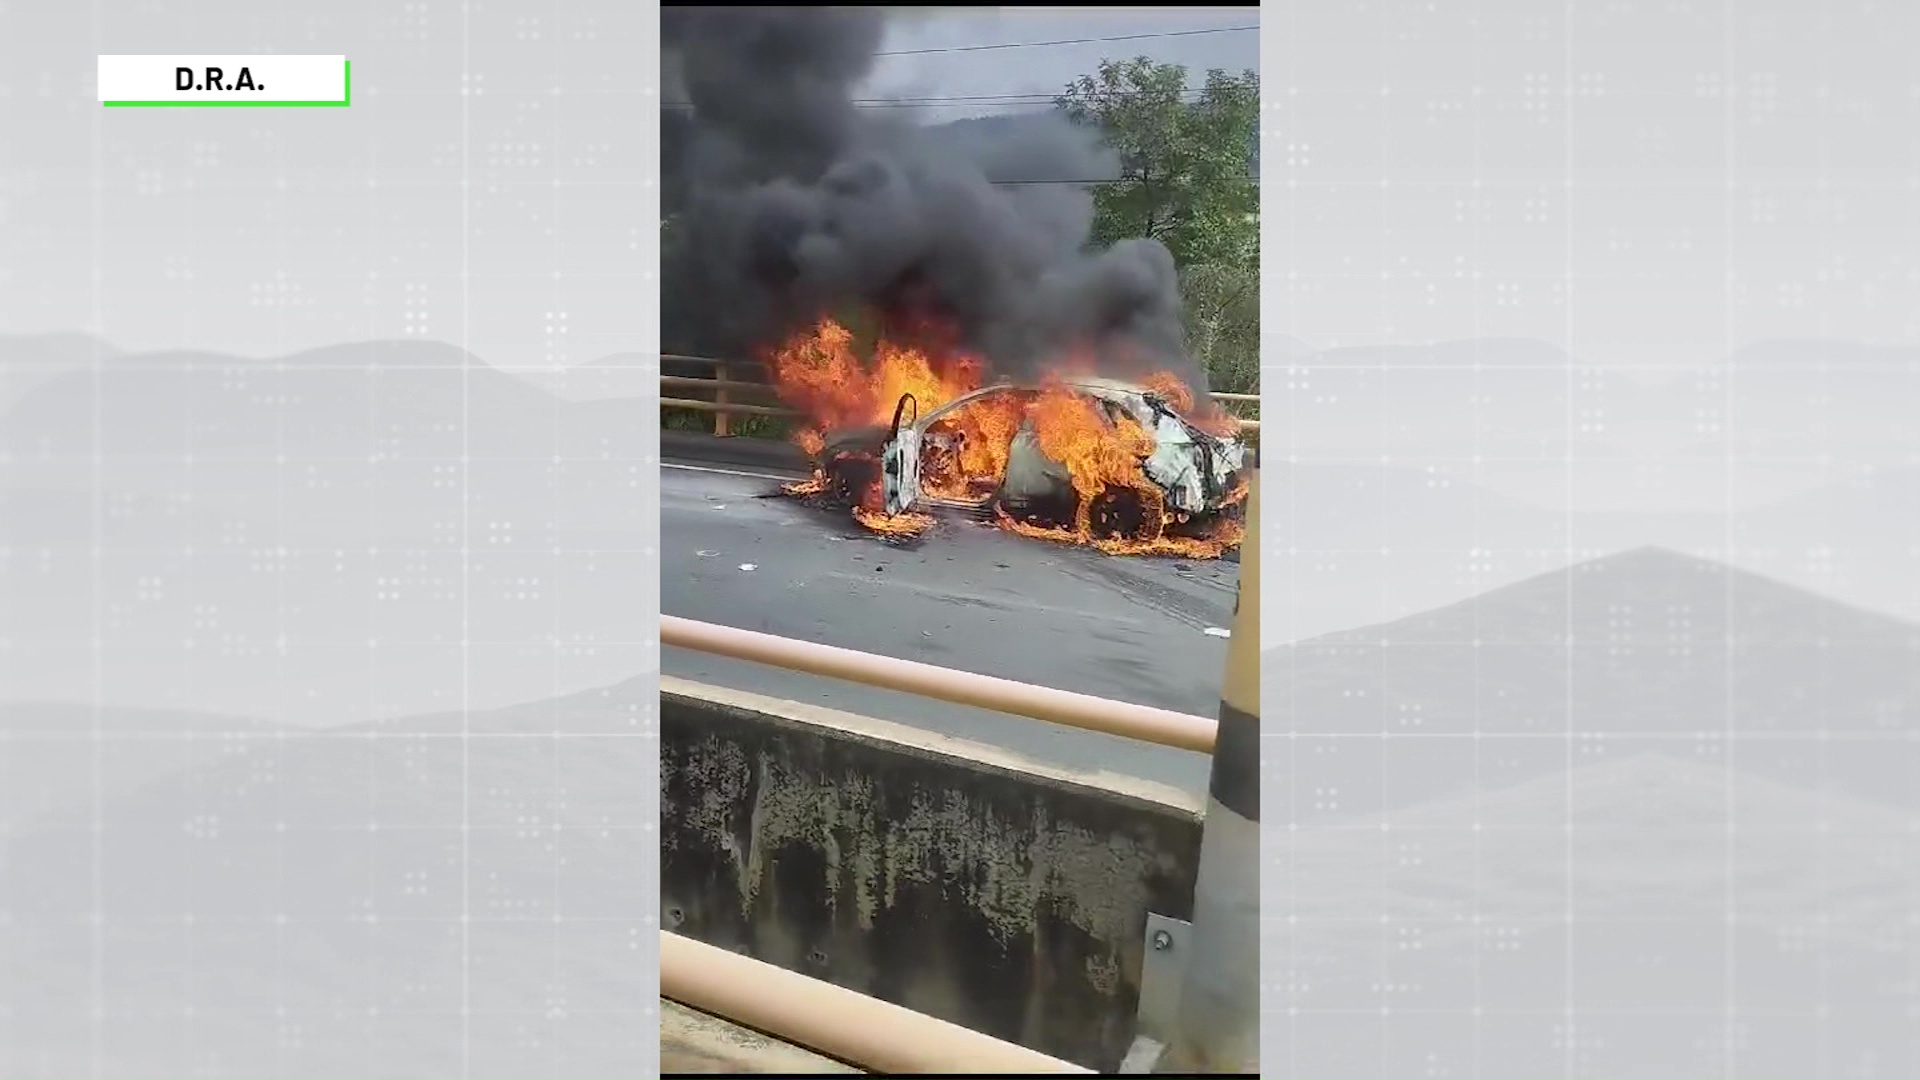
1087, 487, 1166, 543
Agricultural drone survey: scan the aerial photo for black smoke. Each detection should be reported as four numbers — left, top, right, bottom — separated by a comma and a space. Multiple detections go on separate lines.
661, 7, 1207, 391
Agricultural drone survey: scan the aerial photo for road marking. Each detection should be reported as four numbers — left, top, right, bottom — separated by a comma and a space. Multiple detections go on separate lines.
662, 461, 796, 483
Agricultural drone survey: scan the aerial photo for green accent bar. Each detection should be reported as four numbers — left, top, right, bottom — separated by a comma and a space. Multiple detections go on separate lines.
103, 59, 350, 108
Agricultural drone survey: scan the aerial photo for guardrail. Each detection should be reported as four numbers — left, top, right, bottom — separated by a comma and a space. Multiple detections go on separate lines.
662, 931, 1091, 1074
660, 353, 1258, 437
660, 615, 1217, 753
661, 355, 791, 436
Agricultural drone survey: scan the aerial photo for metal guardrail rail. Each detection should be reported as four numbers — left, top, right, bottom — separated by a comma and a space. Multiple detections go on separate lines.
662, 932, 1091, 1075
659, 352, 1258, 436
660, 615, 1217, 753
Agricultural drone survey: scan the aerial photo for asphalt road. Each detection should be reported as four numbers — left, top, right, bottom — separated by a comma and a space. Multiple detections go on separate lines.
660, 454, 1239, 792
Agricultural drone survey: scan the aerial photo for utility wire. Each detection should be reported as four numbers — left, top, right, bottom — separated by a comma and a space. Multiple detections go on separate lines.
874, 24, 1257, 57
664, 25, 1258, 184
849, 87, 1213, 107
660, 175, 1253, 189
989, 178, 1120, 186
661, 87, 1217, 111
664, 24, 1256, 110
986, 177, 1260, 187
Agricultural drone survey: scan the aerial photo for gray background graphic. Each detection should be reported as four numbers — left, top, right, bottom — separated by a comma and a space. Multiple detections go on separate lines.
0, 3, 659, 1078
1263, 2, 1919, 1077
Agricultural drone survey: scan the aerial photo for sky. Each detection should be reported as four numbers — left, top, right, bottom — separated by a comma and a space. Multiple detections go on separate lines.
862, 8, 1259, 120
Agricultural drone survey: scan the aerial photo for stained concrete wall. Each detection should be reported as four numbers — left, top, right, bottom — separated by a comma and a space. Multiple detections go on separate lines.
659, 677, 1205, 1072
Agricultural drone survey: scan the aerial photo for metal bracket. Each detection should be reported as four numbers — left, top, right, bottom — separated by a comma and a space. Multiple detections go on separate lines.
1134, 912, 1191, 1045
1117, 1035, 1167, 1075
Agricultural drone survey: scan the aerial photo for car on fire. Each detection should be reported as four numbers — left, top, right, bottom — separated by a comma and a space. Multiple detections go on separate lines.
812, 377, 1249, 541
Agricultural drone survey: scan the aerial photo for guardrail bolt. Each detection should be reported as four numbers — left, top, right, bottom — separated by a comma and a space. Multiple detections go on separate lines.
1152, 929, 1173, 952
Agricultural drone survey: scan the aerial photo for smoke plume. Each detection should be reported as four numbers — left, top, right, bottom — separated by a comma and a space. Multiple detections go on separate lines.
661, 7, 1207, 391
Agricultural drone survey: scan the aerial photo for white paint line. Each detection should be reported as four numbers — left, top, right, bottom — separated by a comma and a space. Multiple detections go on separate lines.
662, 461, 796, 483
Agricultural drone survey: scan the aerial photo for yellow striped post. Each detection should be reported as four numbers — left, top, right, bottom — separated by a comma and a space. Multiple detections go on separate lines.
1160, 455, 1260, 1074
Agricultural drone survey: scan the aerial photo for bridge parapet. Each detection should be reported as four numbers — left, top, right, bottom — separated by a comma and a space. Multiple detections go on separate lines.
660, 677, 1205, 1072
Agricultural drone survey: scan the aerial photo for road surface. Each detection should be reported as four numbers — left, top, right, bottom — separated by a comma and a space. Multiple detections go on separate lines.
660, 455, 1237, 792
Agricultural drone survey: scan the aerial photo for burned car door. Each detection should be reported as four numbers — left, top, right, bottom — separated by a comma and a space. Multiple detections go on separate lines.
880, 392, 921, 516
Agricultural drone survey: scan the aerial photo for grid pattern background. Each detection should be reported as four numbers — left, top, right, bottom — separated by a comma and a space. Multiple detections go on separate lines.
1261, 2, 1920, 1077
0, 3, 660, 1078
4, 1, 1918, 1077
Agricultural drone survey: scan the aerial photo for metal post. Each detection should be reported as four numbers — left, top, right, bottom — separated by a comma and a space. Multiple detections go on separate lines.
713, 360, 732, 437
1159, 456, 1260, 1074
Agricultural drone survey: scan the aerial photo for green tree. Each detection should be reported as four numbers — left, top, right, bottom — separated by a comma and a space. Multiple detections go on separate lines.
1179, 261, 1259, 405
1057, 58, 1259, 270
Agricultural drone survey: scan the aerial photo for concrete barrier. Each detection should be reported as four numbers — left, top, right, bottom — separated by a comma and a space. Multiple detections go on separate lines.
659, 677, 1206, 1071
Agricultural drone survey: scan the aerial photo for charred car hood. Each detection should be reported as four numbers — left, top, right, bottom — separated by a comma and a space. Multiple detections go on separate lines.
1142, 412, 1244, 513
1092, 385, 1245, 514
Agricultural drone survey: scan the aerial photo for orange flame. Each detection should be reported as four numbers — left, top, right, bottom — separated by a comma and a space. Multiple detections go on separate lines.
764, 317, 1242, 558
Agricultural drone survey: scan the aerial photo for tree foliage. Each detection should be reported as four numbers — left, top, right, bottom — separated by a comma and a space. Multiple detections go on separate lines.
1057, 59, 1259, 393
1057, 58, 1259, 271
1179, 261, 1260, 400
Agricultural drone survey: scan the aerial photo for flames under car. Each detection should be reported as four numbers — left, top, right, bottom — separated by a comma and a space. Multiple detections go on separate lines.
810, 377, 1248, 541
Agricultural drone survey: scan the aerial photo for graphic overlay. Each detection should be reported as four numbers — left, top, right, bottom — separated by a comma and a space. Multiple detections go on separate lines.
98, 54, 350, 107
3, 8, 656, 1079
1263, 3, 1920, 1077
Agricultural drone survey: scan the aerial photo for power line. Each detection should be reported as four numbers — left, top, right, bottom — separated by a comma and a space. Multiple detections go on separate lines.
661, 87, 1217, 112
989, 178, 1119, 186
854, 87, 1212, 107
874, 24, 1257, 57
987, 177, 1260, 187
660, 176, 1254, 190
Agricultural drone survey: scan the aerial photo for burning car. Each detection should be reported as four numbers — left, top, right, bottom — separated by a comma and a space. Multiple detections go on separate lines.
805, 377, 1249, 554
766, 317, 1249, 557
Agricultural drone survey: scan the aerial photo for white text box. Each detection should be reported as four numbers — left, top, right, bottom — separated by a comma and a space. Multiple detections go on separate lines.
98, 55, 348, 105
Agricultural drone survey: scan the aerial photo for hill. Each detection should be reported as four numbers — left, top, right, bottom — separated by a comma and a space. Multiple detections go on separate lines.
0, 339, 654, 727
1262, 549, 1920, 1076
0, 676, 654, 1077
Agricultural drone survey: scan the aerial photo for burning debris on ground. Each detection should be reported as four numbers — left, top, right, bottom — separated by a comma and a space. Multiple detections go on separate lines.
663, 7, 1252, 559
